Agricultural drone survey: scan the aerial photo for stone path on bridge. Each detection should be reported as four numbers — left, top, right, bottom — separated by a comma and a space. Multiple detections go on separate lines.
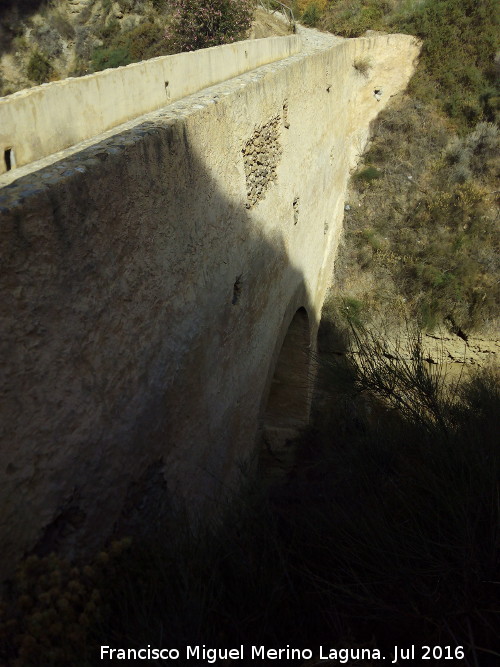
295, 23, 345, 53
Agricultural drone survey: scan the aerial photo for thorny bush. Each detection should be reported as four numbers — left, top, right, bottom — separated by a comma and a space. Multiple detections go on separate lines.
164, 0, 254, 52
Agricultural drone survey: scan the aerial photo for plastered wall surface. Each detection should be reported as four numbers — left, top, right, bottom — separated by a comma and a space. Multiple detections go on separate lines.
0, 30, 420, 579
0, 35, 301, 175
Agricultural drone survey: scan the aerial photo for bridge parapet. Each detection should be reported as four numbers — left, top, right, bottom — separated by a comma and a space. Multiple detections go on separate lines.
0, 35, 301, 176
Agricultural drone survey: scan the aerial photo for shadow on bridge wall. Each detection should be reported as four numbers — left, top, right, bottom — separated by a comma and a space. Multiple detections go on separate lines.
0, 94, 316, 581
0, 26, 421, 579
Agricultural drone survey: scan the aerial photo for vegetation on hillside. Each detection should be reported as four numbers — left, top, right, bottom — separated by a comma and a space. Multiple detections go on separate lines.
294, 0, 498, 130
315, 0, 500, 333
1, 1, 169, 91
164, 0, 254, 52
285, 1, 499, 334
338, 110, 499, 332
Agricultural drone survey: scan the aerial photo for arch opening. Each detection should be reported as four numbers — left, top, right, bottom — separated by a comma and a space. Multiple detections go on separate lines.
264, 307, 311, 429
260, 308, 313, 476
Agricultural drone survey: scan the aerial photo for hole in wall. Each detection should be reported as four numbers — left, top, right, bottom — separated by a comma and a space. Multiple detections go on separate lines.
117, 458, 170, 538
282, 99, 290, 129
33, 505, 86, 557
164, 81, 170, 98
232, 275, 242, 305
264, 308, 311, 429
4, 147, 15, 171
293, 197, 300, 225
6, 462, 17, 475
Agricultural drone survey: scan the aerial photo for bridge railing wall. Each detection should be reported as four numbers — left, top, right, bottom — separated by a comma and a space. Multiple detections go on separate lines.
0, 34, 300, 175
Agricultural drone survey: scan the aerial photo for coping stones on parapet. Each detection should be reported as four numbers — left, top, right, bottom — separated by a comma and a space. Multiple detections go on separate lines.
0, 31, 345, 204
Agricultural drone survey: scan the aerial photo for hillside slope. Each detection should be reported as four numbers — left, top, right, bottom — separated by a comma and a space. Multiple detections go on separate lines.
321, 0, 499, 346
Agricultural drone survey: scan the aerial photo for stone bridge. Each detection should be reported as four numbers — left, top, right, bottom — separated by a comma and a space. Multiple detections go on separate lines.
0, 26, 419, 579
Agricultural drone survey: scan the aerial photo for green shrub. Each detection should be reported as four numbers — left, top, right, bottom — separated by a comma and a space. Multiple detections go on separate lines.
91, 46, 132, 71
26, 50, 54, 84
49, 11, 76, 40
164, 0, 254, 52
74, 25, 93, 62
464, 121, 499, 174
353, 55, 372, 76
399, 0, 499, 127
360, 227, 385, 252
92, 20, 167, 71
322, 0, 500, 129
121, 21, 164, 60
398, 182, 497, 329
445, 123, 500, 182
301, 3, 321, 27
98, 18, 121, 41
76, 1, 93, 25
336, 95, 499, 332
354, 165, 381, 182
31, 23, 63, 59
68, 58, 90, 77
338, 296, 365, 327
322, 0, 387, 37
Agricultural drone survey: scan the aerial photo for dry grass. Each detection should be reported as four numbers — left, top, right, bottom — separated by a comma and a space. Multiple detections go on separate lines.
353, 56, 372, 76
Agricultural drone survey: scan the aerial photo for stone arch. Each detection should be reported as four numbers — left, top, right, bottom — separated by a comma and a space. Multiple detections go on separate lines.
260, 307, 313, 466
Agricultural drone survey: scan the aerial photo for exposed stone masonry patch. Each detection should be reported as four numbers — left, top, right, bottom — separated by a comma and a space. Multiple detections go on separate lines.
242, 115, 282, 208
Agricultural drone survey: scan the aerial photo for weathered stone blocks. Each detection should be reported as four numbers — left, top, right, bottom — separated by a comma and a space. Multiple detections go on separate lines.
242, 115, 282, 207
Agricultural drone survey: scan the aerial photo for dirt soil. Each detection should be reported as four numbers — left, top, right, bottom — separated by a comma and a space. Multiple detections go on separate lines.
249, 7, 293, 39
